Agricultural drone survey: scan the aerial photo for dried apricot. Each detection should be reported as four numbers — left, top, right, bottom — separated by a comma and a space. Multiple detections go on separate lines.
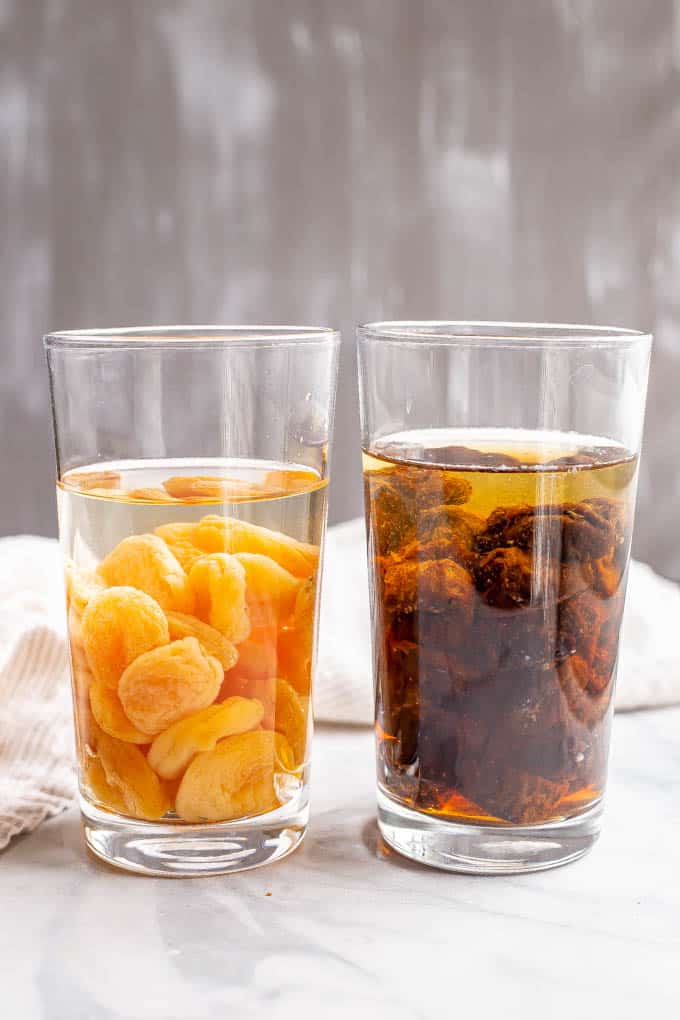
276, 578, 316, 695
273, 678, 308, 764
65, 562, 105, 615
188, 553, 250, 643
194, 515, 318, 578
154, 522, 205, 571
165, 610, 238, 671
118, 637, 222, 736
127, 488, 179, 503
84, 756, 128, 814
98, 534, 194, 613
89, 679, 149, 744
148, 697, 264, 780
63, 470, 121, 492
233, 552, 301, 627
96, 731, 170, 820
225, 624, 278, 685
81, 586, 169, 690
221, 673, 276, 728
175, 730, 284, 822
162, 476, 262, 501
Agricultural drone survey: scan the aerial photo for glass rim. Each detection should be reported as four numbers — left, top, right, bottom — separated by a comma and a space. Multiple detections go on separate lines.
44, 324, 341, 352
357, 320, 652, 349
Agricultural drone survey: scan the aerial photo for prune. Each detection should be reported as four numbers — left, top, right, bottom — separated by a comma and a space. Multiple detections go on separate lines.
382, 557, 474, 620
476, 501, 620, 562
118, 637, 222, 736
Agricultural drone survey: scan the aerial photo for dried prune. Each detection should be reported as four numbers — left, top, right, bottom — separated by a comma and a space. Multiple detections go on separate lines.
382, 557, 474, 620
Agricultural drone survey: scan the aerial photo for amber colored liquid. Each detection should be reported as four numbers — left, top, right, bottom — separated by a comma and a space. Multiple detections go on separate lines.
363, 429, 637, 826
58, 459, 325, 823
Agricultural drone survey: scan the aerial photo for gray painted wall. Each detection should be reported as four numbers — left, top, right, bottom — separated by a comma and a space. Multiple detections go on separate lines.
2, 0, 679, 578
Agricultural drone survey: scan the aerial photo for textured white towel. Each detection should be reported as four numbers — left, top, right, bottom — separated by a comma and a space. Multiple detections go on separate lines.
1, 525, 679, 848
0, 537, 74, 850
315, 518, 680, 724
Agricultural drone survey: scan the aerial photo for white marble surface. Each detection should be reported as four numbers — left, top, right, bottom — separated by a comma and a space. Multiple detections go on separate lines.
2, 712, 679, 1020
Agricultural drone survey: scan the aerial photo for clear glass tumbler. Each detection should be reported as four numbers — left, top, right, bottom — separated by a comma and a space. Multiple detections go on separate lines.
358, 322, 651, 873
45, 326, 339, 876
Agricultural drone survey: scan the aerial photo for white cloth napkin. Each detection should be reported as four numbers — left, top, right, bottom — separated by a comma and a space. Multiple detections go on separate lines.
1, 525, 679, 848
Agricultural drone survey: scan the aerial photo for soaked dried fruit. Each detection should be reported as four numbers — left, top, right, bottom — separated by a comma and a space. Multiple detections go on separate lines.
127, 488, 179, 503
194, 515, 318, 578
118, 637, 222, 736
84, 756, 127, 814
154, 522, 205, 571
273, 678, 308, 764
81, 586, 170, 690
276, 578, 316, 695
175, 730, 284, 822
165, 610, 238, 671
63, 470, 121, 492
89, 679, 149, 744
96, 731, 170, 820
233, 552, 301, 627
148, 697, 264, 780
188, 553, 250, 643
221, 673, 276, 728
98, 534, 194, 613
65, 563, 105, 616
162, 475, 262, 501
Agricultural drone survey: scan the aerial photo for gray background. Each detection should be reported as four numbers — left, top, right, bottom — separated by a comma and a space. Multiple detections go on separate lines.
2, 0, 678, 578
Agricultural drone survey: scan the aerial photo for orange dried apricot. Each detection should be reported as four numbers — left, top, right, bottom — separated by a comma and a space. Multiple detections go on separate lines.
193, 515, 318, 578
148, 697, 264, 779
96, 731, 170, 820
221, 673, 276, 728
175, 730, 283, 822
118, 637, 222, 736
98, 534, 194, 613
233, 552, 301, 627
225, 624, 278, 685
188, 553, 250, 643
162, 476, 263, 501
62, 470, 121, 492
84, 756, 128, 814
127, 488, 179, 503
154, 522, 205, 571
273, 678, 308, 765
165, 610, 238, 671
89, 679, 149, 744
81, 586, 169, 690
65, 563, 105, 616
276, 577, 316, 695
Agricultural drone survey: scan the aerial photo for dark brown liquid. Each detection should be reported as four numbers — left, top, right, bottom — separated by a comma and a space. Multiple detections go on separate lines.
363, 432, 637, 826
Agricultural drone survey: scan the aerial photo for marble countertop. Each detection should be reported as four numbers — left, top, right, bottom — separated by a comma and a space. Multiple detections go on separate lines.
2, 710, 679, 1020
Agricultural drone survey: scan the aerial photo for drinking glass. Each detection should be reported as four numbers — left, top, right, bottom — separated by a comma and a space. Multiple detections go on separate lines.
46, 326, 339, 876
358, 322, 651, 873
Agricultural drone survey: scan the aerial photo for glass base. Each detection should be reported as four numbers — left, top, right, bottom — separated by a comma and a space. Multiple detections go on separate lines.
81, 795, 309, 877
377, 789, 602, 874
